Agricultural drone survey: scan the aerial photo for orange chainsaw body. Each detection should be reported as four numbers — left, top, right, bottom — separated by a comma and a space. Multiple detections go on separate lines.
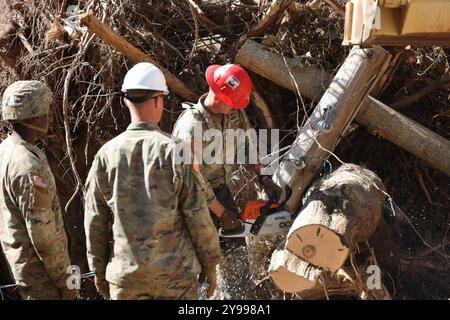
240, 200, 280, 221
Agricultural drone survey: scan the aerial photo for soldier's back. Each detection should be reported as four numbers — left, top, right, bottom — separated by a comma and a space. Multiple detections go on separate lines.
89, 122, 202, 288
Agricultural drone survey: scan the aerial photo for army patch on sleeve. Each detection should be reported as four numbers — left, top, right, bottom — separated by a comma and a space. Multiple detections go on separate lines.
33, 176, 48, 189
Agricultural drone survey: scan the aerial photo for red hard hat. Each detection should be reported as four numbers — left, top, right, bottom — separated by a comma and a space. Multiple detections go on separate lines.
205, 64, 252, 109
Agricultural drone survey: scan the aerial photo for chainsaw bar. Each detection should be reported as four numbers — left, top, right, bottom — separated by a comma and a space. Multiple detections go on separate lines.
219, 222, 254, 238
219, 210, 292, 238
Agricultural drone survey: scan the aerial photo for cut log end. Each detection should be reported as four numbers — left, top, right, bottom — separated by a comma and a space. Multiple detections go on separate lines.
269, 267, 317, 293
286, 224, 350, 272
269, 246, 322, 293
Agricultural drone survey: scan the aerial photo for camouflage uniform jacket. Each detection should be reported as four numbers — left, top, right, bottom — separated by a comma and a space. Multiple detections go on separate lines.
172, 95, 239, 204
84, 122, 221, 289
0, 131, 72, 293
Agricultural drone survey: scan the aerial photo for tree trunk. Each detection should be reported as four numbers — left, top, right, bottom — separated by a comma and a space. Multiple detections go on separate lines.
271, 45, 391, 211
269, 241, 361, 298
268, 164, 389, 298
235, 40, 450, 178
268, 240, 323, 293
355, 96, 450, 176
286, 164, 386, 272
249, 74, 279, 129
236, 40, 331, 101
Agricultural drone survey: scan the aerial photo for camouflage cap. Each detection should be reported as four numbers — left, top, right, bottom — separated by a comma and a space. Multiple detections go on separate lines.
1, 80, 53, 121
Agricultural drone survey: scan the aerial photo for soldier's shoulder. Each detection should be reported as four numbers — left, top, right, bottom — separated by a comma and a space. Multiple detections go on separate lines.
181, 101, 196, 109
6, 141, 45, 176
177, 103, 204, 123
155, 129, 183, 153
173, 104, 203, 138
149, 130, 191, 168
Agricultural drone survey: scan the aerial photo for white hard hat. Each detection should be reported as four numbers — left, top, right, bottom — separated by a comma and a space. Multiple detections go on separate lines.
121, 62, 169, 95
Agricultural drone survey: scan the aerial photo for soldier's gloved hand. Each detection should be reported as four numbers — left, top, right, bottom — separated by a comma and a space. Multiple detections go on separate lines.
259, 176, 284, 202
60, 287, 78, 300
95, 274, 110, 300
199, 265, 217, 298
219, 209, 244, 233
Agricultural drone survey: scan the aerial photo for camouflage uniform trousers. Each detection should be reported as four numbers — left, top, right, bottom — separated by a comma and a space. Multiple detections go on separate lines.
109, 277, 199, 300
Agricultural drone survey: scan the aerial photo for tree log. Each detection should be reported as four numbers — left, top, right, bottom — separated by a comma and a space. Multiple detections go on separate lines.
269, 249, 391, 299
249, 74, 278, 129
369, 49, 405, 98
235, 40, 450, 179
269, 243, 360, 298
268, 164, 388, 297
268, 240, 323, 293
286, 164, 386, 272
80, 13, 197, 102
236, 40, 331, 101
355, 97, 450, 176
271, 44, 391, 211
250, 89, 278, 129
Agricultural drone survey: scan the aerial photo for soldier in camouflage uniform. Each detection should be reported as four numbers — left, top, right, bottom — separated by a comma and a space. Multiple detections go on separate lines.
173, 64, 283, 235
0, 81, 77, 300
84, 62, 221, 300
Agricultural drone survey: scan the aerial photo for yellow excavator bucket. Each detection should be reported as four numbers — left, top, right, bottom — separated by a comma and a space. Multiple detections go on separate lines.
343, 0, 450, 47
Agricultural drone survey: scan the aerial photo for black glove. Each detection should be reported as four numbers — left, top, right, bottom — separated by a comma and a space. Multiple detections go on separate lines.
219, 209, 244, 233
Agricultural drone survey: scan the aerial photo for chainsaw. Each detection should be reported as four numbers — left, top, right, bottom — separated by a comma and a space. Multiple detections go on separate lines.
219, 186, 293, 238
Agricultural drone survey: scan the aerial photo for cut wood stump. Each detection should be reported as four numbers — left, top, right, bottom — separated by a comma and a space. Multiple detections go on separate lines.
286, 164, 387, 272
269, 240, 323, 293
268, 238, 391, 299
266, 164, 390, 298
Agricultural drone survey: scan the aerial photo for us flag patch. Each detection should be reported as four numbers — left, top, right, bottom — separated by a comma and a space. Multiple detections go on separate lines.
33, 176, 48, 189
